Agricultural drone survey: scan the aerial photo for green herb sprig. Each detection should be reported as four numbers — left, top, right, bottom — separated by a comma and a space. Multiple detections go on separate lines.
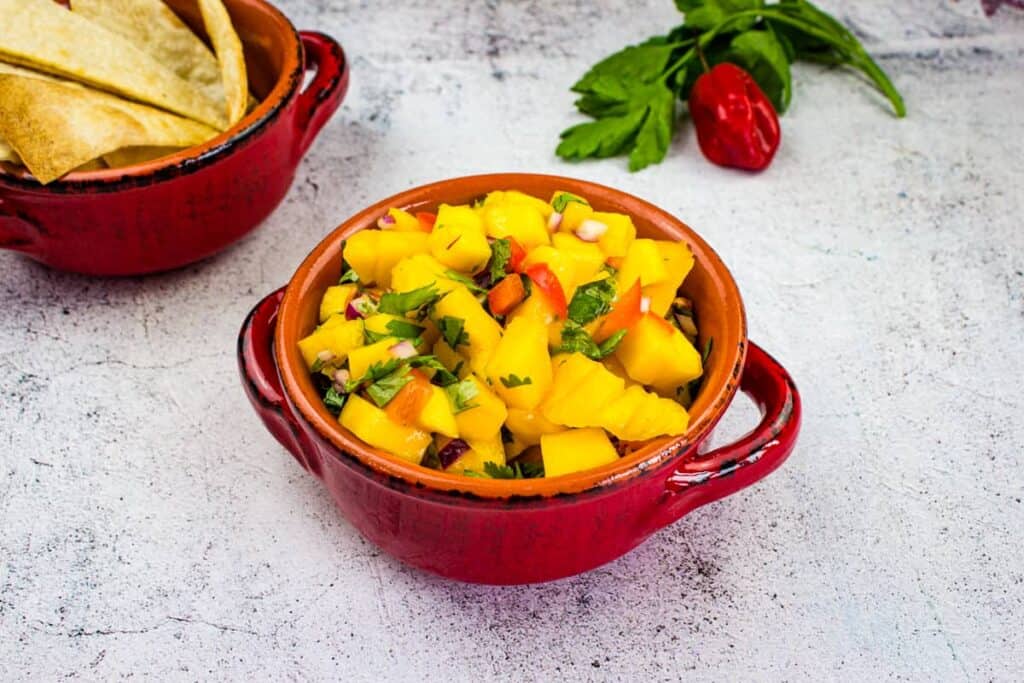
556, 0, 904, 171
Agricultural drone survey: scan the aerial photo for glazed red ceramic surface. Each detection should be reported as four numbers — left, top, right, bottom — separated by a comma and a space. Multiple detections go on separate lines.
239, 174, 801, 584
0, 0, 349, 276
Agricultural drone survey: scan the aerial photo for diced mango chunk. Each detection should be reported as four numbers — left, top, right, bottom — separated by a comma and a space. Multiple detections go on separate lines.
447, 432, 506, 473
506, 408, 565, 446
599, 385, 690, 441
418, 386, 459, 438
381, 208, 422, 232
432, 286, 503, 375
541, 353, 624, 427
560, 201, 593, 233
390, 254, 461, 294
347, 337, 399, 380
339, 395, 431, 464
453, 375, 508, 441
551, 233, 606, 287
541, 428, 619, 478
429, 204, 491, 273
483, 202, 550, 250
617, 238, 668, 289
522, 245, 576, 296
318, 285, 358, 322
485, 317, 552, 410
297, 316, 364, 368
590, 211, 636, 258
343, 230, 429, 287
642, 241, 695, 316
615, 313, 702, 394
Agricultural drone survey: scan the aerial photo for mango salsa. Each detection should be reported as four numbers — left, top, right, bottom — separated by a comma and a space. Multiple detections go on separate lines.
300, 188, 705, 480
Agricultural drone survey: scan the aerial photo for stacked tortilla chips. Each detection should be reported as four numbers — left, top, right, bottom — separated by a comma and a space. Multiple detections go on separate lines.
0, 0, 251, 184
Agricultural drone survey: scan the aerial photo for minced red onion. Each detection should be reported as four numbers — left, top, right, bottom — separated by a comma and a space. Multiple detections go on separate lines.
388, 340, 417, 359
575, 219, 607, 242
346, 295, 372, 320
377, 213, 396, 229
333, 368, 350, 385
640, 296, 651, 313
317, 350, 334, 362
437, 438, 471, 468
547, 211, 563, 232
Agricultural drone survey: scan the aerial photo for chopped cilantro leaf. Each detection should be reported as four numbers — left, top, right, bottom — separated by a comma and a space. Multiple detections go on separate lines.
339, 268, 360, 284
551, 192, 588, 213
386, 319, 425, 340
310, 356, 326, 373
445, 270, 487, 294
567, 277, 616, 325
377, 284, 440, 316
366, 364, 413, 407
500, 374, 532, 389
472, 461, 546, 479
488, 239, 512, 282
409, 355, 460, 387
445, 378, 479, 413
345, 358, 403, 392
598, 329, 627, 357
555, 321, 620, 360
438, 316, 470, 349
323, 386, 346, 414
363, 329, 389, 344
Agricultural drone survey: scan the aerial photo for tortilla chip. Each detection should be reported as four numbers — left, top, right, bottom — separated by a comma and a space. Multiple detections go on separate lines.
198, 0, 248, 125
0, 0, 226, 129
103, 146, 182, 169
0, 74, 218, 184
69, 0, 226, 111
0, 136, 19, 164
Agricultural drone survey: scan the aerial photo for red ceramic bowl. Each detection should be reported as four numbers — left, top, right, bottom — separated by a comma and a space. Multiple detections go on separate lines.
239, 174, 801, 584
0, 0, 348, 276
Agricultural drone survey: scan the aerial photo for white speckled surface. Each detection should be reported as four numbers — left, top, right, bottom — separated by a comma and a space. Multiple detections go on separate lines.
2, 1, 1023, 680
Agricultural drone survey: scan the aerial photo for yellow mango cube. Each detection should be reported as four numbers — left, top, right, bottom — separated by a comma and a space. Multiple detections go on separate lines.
297, 317, 365, 369
617, 238, 668, 290
485, 317, 552, 410
599, 385, 689, 441
642, 241, 695, 316
559, 201, 593, 233
522, 245, 576, 295
318, 284, 358, 322
343, 230, 429, 287
432, 339, 470, 378
551, 233, 606, 286
339, 395, 431, 464
448, 433, 506, 473
483, 202, 550, 250
417, 385, 459, 438
541, 353, 624, 427
429, 204, 491, 273
541, 428, 620, 478
453, 375, 508, 441
390, 254, 460, 294
381, 207, 422, 232
432, 286, 503, 375
347, 337, 399, 380
504, 190, 554, 219
507, 294, 562, 348
590, 211, 636, 258
506, 408, 565, 446
614, 313, 702, 393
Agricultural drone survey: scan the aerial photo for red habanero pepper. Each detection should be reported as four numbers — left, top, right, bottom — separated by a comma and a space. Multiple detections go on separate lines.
688, 63, 781, 171
416, 212, 437, 232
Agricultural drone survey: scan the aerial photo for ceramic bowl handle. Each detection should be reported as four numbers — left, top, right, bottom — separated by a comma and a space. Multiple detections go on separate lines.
238, 288, 323, 478
0, 197, 42, 256
655, 342, 801, 526
294, 31, 349, 160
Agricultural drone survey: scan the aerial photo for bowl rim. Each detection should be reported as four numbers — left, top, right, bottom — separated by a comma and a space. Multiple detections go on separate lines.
275, 173, 748, 499
0, 0, 304, 195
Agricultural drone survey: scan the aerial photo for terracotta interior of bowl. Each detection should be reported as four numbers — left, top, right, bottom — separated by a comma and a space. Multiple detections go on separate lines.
279, 175, 747, 496
0, 0, 299, 182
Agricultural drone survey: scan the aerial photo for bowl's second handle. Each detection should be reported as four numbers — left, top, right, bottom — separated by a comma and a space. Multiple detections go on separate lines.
652, 342, 801, 530
0, 197, 42, 257
293, 31, 350, 161
238, 288, 323, 478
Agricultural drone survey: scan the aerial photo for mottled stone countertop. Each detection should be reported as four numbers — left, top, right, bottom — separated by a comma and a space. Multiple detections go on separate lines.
2, 1, 1023, 680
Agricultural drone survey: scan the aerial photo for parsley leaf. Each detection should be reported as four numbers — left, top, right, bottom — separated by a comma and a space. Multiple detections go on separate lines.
488, 239, 512, 283
386, 319, 425, 340
445, 378, 479, 413
377, 284, 440, 316
676, 0, 764, 32
323, 386, 346, 414
366, 364, 413, 407
567, 277, 616, 325
438, 316, 470, 349
727, 29, 792, 111
500, 374, 532, 389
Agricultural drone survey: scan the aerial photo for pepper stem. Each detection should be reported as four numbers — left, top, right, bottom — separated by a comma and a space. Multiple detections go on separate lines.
696, 42, 711, 73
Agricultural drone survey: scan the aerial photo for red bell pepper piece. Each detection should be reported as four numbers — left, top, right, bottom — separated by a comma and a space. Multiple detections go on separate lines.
416, 212, 437, 232
385, 369, 432, 426
688, 63, 781, 171
487, 274, 527, 316
507, 237, 527, 273
524, 263, 568, 320
595, 280, 642, 342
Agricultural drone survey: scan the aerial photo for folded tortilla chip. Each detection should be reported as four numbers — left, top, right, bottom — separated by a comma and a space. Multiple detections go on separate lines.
0, 136, 19, 164
198, 0, 248, 125
0, 0, 226, 129
70, 0, 226, 110
103, 146, 182, 169
0, 74, 218, 183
